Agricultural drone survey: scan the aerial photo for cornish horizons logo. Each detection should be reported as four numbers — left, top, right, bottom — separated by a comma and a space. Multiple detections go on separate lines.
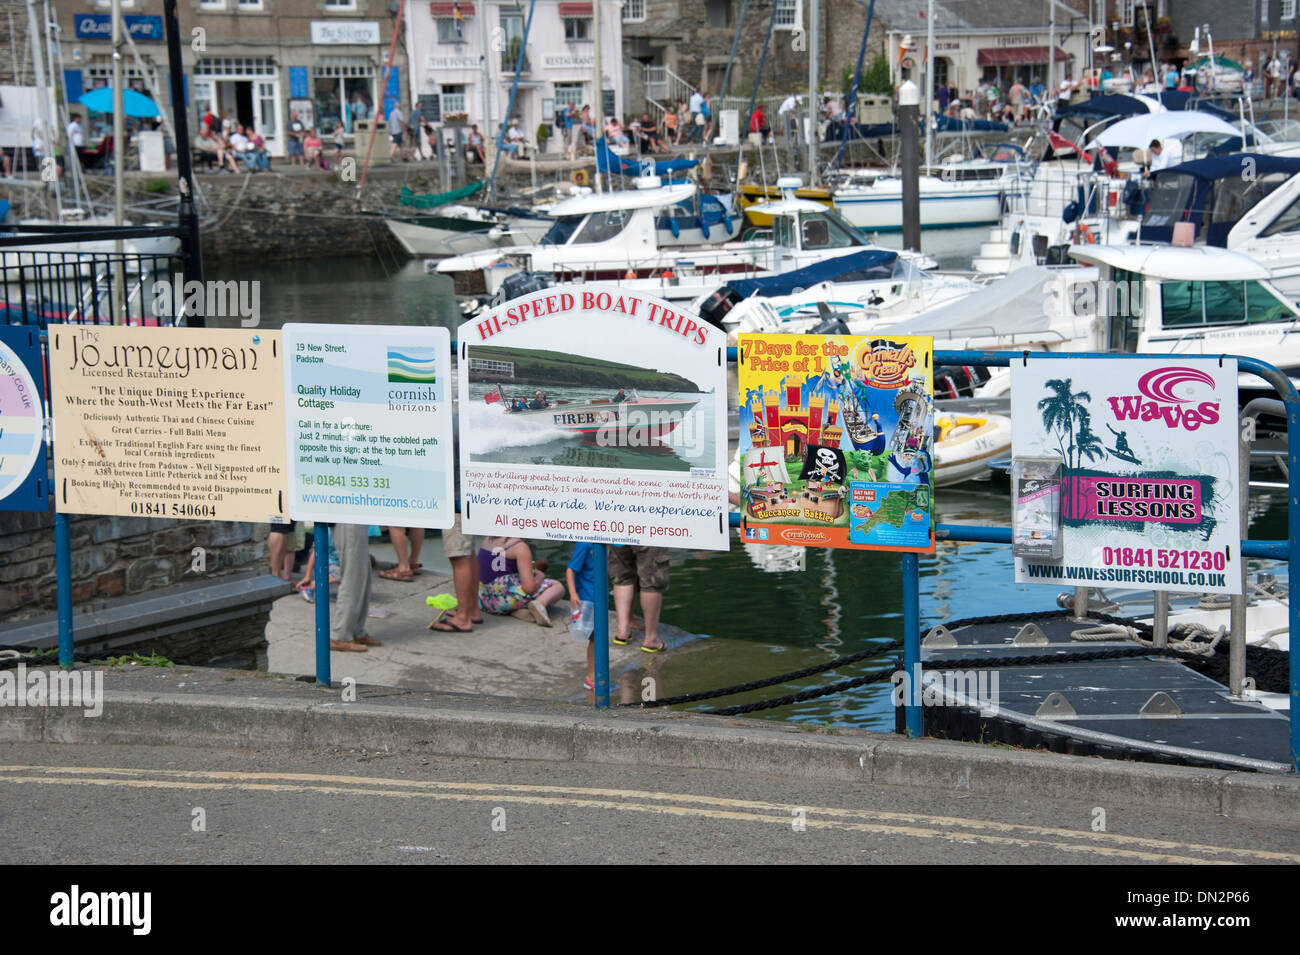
1106, 366, 1221, 431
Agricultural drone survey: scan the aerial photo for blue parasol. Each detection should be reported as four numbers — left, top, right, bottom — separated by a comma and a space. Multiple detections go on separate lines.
78, 87, 160, 118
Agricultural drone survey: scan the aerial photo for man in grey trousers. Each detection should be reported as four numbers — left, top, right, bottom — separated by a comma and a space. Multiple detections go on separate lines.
331, 522, 380, 652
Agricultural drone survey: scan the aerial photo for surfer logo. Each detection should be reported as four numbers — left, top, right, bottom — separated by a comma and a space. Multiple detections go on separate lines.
857, 340, 916, 389
1107, 366, 1221, 432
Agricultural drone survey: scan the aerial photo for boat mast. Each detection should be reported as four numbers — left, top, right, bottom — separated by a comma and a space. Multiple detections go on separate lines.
592, 0, 603, 194
806, 0, 817, 182
924, 0, 934, 168
486, 0, 536, 199
24, 0, 60, 211
833, 0, 874, 173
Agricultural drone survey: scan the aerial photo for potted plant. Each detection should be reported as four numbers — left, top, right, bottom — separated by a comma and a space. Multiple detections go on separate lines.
536, 122, 550, 152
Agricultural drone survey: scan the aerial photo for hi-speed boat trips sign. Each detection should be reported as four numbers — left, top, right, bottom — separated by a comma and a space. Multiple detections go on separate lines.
457, 286, 728, 549
736, 333, 935, 552
1010, 357, 1241, 594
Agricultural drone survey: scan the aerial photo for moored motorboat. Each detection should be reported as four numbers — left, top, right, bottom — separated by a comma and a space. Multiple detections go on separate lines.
932, 412, 1011, 486
486, 386, 700, 443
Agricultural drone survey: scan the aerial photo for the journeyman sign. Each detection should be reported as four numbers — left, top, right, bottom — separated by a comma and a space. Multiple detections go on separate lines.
1010, 357, 1242, 594
50, 327, 288, 522
737, 333, 935, 552
282, 324, 454, 528
457, 286, 729, 549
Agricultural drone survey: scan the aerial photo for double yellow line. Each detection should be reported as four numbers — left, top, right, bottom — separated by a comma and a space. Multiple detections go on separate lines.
0, 764, 1292, 864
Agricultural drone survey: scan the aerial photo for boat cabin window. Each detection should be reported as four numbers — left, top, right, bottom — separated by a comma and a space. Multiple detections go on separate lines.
540, 215, 583, 246
1209, 173, 1290, 227
1260, 191, 1300, 237
1104, 269, 1144, 353
798, 211, 863, 249
573, 209, 630, 243
1143, 174, 1198, 231
1160, 279, 1294, 328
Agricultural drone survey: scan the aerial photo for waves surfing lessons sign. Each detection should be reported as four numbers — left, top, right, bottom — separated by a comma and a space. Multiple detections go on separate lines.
457, 286, 728, 549
1010, 357, 1242, 594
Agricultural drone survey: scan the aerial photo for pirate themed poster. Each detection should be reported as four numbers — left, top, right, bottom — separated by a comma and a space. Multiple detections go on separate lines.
1010, 357, 1241, 594
737, 333, 935, 552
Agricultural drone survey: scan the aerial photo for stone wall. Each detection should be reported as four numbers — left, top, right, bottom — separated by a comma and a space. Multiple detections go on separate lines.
54, 163, 507, 266
0, 510, 271, 622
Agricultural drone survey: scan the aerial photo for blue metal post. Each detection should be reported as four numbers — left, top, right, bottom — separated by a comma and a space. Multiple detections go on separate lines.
902, 551, 921, 737
54, 513, 73, 670
1290, 401, 1300, 772
594, 543, 609, 708
315, 523, 331, 687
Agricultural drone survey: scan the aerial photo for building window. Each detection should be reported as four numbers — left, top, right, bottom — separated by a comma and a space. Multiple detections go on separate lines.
314, 57, 377, 133
95, 0, 135, 7
554, 81, 585, 110
325, 0, 357, 10
199, 0, 223, 8
1263, 0, 1270, 23
194, 57, 277, 76
623, 0, 645, 22
563, 17, 592, 40
775, 0, 799, 29
441, 84, 467, 114
238, 0, 264, 9
705, 0, 728, 28
1285, 0, 1297, 19
86, 63, 146, 91
437, 18, 467, 42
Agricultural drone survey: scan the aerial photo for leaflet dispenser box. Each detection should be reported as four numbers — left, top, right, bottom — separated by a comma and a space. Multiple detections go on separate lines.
1012, 456, 1064, 560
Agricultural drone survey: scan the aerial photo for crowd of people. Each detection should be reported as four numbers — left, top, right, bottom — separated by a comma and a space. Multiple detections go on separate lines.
275, 521, 671, 692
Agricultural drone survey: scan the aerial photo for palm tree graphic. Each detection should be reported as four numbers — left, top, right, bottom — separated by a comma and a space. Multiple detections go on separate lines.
1037, 377, 1092, 469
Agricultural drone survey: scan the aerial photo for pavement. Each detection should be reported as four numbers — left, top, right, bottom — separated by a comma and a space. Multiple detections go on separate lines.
5, 660, 1300, 829
265, 537, 693, 700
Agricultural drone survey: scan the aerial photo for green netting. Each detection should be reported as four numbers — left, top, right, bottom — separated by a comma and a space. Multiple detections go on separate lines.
399, 180, 485, 210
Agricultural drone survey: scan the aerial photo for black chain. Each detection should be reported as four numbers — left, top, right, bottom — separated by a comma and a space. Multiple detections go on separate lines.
620, 638, 904, 708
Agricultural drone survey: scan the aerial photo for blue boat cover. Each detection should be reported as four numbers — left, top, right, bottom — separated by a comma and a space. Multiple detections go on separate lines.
1055, 94, 1153, 120
596, 139, 699, 178
724, 248, 897, 299
1144, 152, 1300, 246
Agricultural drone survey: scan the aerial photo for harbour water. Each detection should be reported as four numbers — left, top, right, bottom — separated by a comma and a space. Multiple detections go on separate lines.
211, 252, 1289, 731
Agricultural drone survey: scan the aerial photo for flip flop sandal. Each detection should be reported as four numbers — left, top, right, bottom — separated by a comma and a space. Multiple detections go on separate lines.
612, 633, 632, 646
429, 619, 473, 633
583, 678, 594, 691
378, 568, 414, 581
640, 642, 667, 654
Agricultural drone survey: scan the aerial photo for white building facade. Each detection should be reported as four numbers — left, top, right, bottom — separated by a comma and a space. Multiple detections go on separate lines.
407, 0, 623, 149
887, 26, 1092, 96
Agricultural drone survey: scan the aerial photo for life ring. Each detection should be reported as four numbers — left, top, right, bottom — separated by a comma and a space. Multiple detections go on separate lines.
1077, 223, 1097, 244
901, 56, 916, 71
572, 168, 589, 186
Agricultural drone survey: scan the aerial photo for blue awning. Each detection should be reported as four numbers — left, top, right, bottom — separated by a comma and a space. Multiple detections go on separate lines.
724, 249, 898, 299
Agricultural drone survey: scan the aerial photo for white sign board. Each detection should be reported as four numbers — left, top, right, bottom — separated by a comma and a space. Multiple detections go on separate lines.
311, 20, 381, 44
283, 323, 454, 528
1010, 357, 1241, 594
137, 130, 166, 171
457, 287, 729, 550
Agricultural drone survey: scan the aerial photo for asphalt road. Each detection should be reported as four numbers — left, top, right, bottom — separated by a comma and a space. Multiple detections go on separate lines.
1, 742, 1297, 866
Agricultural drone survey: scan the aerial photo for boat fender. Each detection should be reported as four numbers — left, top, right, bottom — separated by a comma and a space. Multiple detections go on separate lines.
723, 214, 734, 235
669, 218, 680, 238
700, 218, 710, 240
1077, 222, 1096, 244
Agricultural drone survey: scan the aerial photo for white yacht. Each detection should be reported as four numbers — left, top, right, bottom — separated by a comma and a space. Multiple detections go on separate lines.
437, 180, 928, 302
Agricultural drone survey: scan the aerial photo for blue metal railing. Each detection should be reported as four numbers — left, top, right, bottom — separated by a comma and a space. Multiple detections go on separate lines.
41, 342, 1299, 770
